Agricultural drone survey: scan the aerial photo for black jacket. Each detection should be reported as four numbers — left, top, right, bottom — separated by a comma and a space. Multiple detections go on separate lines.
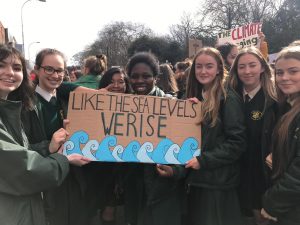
186, 89, 247, 189
239, 89, 278, 210
124, 86, 185, 225
263, 113, 300, 225
21, 85, 90, 225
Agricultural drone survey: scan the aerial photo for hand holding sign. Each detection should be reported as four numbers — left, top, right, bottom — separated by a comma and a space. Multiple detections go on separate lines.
49, 128, 69, 153
156, 164, 174, 177
66, 154, 91, 166
185, 157, 200, 170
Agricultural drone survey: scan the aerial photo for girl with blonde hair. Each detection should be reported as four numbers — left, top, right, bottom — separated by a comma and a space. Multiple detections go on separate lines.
185, 47, 246, 225
262, 46, 300, 225
228, 46, 278, 225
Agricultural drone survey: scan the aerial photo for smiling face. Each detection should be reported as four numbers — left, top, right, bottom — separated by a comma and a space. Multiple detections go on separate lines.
107, 72, 126, 93
69, 71, 77, 82
36, 54, 65, 93
195, 53, 219, 90
237, 53, 264, 92
0, 55, 23, 99
275, 58, 300, 96
129, 63, 156, 95
226, 46, 238, 66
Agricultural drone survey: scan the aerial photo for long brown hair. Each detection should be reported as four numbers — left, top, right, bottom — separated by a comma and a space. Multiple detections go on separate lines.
186, 47, 227, 127
0, 44, 35, 110
158, 63, 179, 94
272, 46, 300, 179
228, 46, 277, 102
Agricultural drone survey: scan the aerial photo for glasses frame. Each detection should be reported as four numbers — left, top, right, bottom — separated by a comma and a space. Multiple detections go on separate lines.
40, 65, 65, 76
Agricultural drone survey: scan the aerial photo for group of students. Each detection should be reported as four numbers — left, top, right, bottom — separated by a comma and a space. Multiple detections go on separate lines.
0, 39, 300, 225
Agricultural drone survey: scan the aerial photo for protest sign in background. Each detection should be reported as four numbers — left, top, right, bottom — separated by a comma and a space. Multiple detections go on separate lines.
64, 91, 201, 165
189, 38, 203, 58
217, 22, 262, 49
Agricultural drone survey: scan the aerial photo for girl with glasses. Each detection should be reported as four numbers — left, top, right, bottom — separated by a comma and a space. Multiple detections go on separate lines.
22, 48, 92, 225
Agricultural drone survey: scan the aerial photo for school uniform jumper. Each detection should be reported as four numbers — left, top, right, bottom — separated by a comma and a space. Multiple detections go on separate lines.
22, 82, 90, 225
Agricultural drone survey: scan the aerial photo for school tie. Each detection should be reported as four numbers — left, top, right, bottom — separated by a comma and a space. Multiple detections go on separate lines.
244, 94, 250, 103
49, 96, 57, 106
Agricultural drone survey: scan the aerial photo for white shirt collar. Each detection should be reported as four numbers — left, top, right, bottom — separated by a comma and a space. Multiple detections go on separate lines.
35, 85, 57, 102
243, 84, 261, 100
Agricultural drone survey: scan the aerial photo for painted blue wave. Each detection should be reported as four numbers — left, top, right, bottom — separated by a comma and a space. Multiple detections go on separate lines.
151, 138, 173, 164
121, 141, 140, 162
64, 130, 89, 155
64, 132, 201, 164
178, 137, 200, 163
95, 136, 117, 161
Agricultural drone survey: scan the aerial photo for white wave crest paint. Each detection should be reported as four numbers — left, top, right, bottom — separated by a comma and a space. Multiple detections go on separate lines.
112, 145, 125, 162
165, 144, 181, 164
136, 142, 154, 163
81, 140, 98, 160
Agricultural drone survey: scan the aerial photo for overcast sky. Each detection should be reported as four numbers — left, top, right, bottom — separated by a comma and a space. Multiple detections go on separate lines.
0, 0, 202, 65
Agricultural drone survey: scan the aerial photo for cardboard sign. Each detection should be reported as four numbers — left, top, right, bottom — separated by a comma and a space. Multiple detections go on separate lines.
189, 38, 203, 58
63, 91, 201, 164
217, 22, 262, 48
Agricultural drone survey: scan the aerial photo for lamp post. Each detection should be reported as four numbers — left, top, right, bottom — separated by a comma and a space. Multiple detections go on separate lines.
21, 0, 46, 58
28, 41, 40, 63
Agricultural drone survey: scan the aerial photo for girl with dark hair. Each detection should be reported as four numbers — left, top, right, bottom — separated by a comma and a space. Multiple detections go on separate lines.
157, 63, 178, 97
126, 52, 163, 96
75, 54, 107, 88
174, 60, 192, 99
0, 44, 77, 225
99, 66, 131, 93
87, 67, 131, 225
261, 46, 300, 225
124, 52, 184, 225
228, 46, 277, 225
216, 42, 238, 71
174, 60, 191, 74
185, 47, 246, 225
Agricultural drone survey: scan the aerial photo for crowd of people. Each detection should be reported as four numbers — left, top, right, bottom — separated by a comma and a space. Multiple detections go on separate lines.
1, 36, 300, 225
